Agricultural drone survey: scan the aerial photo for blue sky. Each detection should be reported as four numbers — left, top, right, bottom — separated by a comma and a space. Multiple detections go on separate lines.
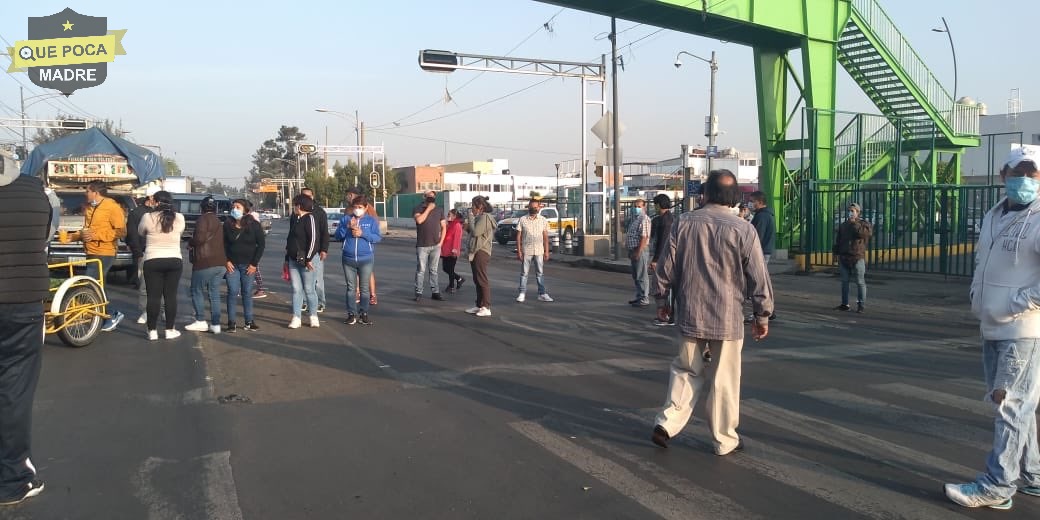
1, 1, 1034, 183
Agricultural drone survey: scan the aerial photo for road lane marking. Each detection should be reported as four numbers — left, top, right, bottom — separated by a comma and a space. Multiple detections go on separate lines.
607, 408, 974, 520
742, 399, 977, 481
510, 420, 717, 520
802, 389, 991, 451
128, 386, 214, 406
871, 382, 993, 417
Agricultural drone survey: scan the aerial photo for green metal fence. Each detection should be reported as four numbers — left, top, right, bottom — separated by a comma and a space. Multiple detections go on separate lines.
800, 181, 1003, 276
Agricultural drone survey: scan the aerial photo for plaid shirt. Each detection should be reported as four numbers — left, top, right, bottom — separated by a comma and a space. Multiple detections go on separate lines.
625, 213, 651, 250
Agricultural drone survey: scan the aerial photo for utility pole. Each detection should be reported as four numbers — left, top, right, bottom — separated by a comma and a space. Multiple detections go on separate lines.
610, 17, 623, 262
324, 125, 329, 177
706, 51, 718, 174
356, 109, 363, 183
681, 144, 691, 211
19, 86, 27, 153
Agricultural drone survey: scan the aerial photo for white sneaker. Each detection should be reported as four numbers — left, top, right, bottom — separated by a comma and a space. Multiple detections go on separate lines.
147, 330, 158, 341
185, 320, 209, 332
165, 329, 181, 340
137, 314, 147, 325
475, 307, 492, 317
309, 316, 320, 328
465, 307, 481, 314
209, 324, 221, 334
516, 293, 526, 303
288, 317, 302, 329
538, 294, 554, 302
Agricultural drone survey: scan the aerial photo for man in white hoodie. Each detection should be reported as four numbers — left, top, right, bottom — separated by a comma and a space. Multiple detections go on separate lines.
945, 147, 1040, 510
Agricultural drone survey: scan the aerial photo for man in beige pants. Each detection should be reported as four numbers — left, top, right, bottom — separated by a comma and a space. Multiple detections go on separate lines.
650, 169, 773, 455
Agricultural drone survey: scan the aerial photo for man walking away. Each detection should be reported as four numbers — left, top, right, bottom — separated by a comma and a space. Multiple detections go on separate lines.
515, 199, 553, 303
0, 164, 49, 505
625, 199, 652, 307
650, 194, 675, 326
650, 169, 773, 455
413, 190, 446, 302
833, 202, 872, 313
944, 147, 1040, 510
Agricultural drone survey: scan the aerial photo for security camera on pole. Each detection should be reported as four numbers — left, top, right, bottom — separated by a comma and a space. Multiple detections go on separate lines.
675, 50, 719, 173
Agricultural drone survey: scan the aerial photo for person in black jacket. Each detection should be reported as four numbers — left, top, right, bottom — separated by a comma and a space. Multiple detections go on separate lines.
650, 194, 676, 326
285, 194, 320, 329
127, 190, 156, 324
224, 199, 265, 333
290, 188, 329, 313
0, 166, 49, 505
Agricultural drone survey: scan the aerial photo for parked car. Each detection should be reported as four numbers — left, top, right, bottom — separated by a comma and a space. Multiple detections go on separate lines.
327, 212, 343, 241
171, 193, 232, 240
495, 207, 577, 245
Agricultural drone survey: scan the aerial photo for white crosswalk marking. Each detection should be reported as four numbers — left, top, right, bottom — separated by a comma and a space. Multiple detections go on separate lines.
872, 382, 994, 416
742, 399, 978, 481
802, 388, 993, 451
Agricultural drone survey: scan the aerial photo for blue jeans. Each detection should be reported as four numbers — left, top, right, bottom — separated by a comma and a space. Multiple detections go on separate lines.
415, 245, 441, 295
630, 248, 650, 302
225, 264, 255, 324
839, 258, 866, 305
343, 259, 374, 315
289, 262, 318, 319
976, 338, 1040, 499
191, 266, 224, 324
313, 255, 326, 307
518, 255, 547, 295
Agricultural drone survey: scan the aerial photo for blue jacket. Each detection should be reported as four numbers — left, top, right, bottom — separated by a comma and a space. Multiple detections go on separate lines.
335, 213, 382, 263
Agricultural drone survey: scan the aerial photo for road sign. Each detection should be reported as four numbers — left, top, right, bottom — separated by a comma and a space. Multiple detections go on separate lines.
298, 144, 317, 154
706, 145, 718, 158
591, 111, 625, 143
369, 171, 380, 188
686, 179, 702, 197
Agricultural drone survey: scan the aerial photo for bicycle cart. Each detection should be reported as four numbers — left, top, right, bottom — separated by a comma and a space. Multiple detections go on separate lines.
45, 258, 110, 348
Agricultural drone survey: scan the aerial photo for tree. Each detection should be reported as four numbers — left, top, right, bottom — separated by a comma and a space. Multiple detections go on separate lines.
163, 157, 182, 176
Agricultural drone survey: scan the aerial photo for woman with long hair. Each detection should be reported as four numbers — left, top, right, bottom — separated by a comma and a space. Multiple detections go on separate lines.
440, 209, 465, 293
464, 196, 496, 317
138, 190, 185, 340
224, 199, 265, 332
285, 194, 320, 329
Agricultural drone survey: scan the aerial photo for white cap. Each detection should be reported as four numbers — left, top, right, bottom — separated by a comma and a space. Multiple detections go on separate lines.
1005, 147, 1039, 171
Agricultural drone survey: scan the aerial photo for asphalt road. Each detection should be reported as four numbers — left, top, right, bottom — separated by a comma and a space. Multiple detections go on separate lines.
7, 219, 1038, 519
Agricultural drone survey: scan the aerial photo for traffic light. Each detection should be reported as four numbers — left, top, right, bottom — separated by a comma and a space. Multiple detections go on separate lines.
369, 171, 380, 188
419, 50, 458, 73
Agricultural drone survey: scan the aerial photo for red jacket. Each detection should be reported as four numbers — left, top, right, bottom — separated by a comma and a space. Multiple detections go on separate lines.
441, 219, 463, 257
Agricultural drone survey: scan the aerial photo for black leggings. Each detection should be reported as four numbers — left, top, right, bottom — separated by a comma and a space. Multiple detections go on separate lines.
144, 257, 183, 330
442, 256, 460, 287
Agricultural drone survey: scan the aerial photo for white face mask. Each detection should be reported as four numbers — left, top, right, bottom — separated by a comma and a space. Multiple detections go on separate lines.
352, 208, 365, 217
729, 206, 740, 216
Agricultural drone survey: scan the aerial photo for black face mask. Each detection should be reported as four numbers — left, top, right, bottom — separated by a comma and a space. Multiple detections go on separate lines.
425, 196, 436, 203
528, 208, 538, 215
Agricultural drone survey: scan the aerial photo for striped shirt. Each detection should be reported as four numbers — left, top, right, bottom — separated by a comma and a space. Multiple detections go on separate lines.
625, 213, 651, 249
654, 204, 774, 341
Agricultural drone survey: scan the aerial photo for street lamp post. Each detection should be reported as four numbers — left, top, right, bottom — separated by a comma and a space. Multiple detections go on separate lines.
315, 108, 363, 178
674, 50, 719, 174
931, 17, 957, 103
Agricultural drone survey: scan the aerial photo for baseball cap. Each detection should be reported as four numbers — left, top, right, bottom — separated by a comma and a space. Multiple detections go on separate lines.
1005, 147, 1039, 170
848, 202, 862, 212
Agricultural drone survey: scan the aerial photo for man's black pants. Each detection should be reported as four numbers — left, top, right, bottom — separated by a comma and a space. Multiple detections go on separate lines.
0, 302, 42, 498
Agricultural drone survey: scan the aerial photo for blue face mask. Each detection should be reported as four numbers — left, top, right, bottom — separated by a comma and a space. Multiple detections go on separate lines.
1006, 176, 1040, 205
230, 209, 243, 220
633, 207, 643, 215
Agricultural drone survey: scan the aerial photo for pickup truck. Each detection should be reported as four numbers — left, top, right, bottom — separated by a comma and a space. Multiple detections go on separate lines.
495, 207, 577, 245
171, 193, 234, 240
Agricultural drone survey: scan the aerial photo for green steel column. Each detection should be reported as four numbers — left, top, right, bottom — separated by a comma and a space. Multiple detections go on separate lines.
753, 48, 788, 245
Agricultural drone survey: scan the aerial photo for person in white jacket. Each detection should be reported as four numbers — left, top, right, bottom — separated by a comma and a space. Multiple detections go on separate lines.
945, 147, 1040, 510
